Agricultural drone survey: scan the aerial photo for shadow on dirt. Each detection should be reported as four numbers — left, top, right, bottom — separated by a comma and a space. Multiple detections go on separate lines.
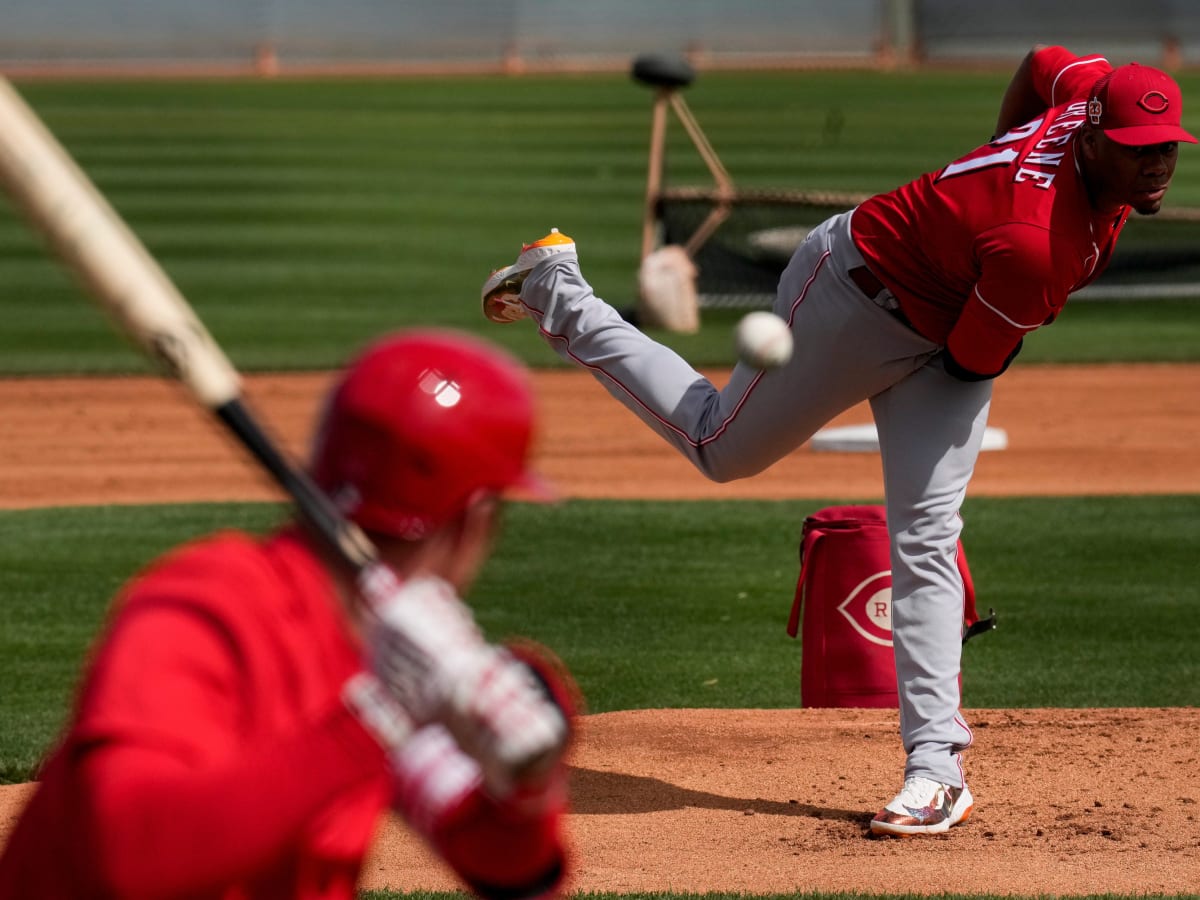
568, 766, 866, 823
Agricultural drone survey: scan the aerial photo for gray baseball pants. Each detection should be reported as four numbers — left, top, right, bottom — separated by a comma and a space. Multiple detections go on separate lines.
518, 210, 993, 788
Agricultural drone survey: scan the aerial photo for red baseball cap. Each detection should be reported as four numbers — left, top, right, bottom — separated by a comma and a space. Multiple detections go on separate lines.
1087, 62, 1197, 146
311, 329, 553, 540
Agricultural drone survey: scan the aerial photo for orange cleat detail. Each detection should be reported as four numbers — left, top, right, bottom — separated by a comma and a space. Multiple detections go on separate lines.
481, 229, 577, 324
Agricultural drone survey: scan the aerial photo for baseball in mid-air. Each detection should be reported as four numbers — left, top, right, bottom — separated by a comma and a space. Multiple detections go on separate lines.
734, 311, 793, 369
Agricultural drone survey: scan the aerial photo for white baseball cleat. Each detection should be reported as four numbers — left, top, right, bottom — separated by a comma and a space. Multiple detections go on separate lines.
481, 228, 576, 323
869, 776, 974, 836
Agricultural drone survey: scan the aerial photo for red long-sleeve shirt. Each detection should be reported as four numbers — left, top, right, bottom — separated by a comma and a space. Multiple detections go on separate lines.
852, 46, 1123, 376
0, 528, 391, 899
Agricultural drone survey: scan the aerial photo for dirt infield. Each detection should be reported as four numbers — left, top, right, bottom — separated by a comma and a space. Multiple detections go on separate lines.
2, 363, 1200, 507
1, 363, 1199, 893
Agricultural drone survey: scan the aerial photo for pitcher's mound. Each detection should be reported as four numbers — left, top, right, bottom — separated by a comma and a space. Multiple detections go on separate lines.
358, 706, 1200, 895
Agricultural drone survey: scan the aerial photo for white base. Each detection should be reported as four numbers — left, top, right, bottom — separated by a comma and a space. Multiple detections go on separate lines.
810, 423, 1008, 453
747, 225, 811, 258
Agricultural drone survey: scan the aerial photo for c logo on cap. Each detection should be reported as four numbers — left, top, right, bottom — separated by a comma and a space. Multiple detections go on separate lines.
1138, 90, 1170, 114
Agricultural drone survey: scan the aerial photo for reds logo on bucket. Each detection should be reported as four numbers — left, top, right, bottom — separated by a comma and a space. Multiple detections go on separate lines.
836, 570, 893, 647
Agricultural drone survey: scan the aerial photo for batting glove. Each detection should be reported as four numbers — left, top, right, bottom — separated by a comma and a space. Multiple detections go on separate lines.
358, 564, 569, 797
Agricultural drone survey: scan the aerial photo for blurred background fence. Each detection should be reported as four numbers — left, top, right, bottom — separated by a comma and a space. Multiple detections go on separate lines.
2, 0, 1200, 76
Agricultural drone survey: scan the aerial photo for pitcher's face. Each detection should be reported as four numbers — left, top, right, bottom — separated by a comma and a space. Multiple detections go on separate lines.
1081, 127, 1179, 215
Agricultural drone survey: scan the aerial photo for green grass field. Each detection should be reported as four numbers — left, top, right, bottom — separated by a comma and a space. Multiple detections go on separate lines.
2, 70, 1200, 374
1, 71, 1198, 899
2, 496, 1198, 787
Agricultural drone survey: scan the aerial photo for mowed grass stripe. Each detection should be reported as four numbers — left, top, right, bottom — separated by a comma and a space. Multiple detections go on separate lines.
2, 72, 1199, 376
2, 496, 1197, 783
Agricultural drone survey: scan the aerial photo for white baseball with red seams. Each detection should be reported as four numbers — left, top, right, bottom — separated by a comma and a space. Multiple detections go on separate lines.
734, 311, 793, 370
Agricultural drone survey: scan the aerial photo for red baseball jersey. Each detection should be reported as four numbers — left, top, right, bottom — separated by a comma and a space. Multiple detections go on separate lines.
851, 46, 1121, 376
0, 528, 391, 899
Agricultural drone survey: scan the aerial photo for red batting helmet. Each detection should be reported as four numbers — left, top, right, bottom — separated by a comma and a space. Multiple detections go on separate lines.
311, 329, 550, 540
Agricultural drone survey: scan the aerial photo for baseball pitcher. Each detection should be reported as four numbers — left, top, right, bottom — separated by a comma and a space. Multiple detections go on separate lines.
479, 45, 1192, 835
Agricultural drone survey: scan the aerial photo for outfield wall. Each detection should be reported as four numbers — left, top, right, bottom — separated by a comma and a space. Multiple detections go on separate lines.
1, 0, 1198, 75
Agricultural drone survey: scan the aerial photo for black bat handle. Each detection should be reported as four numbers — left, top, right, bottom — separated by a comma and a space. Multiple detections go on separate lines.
215, 399, 377, 573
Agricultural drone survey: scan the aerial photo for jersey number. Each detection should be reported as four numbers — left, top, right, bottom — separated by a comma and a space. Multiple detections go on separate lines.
938, 147, 1019, 180
935, 117, 1041, 182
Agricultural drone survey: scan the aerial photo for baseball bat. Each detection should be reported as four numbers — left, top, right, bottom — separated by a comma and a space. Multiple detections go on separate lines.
0, 76, 376, 573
